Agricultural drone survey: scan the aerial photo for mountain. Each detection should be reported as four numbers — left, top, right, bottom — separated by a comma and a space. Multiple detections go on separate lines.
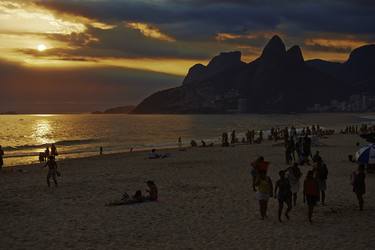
132, 36, 375, 114
92, 105, 135, 114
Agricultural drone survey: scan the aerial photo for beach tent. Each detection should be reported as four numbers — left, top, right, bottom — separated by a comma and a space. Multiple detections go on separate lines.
356, 144, 375, 164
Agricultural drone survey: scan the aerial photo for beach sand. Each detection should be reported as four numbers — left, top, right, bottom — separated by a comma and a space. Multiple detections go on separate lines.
1, 134, 375, 250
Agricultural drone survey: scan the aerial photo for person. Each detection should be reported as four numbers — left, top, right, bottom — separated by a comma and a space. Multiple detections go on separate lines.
250, 156, 269, 191
222, 132, 229, 147
145, 180, 158, 201
274, 170, 292, 222
352, 165, 366, 211
43, 156, 59, 187
312, 150, 320, 163
315, 158, 328, 205
303, 170, 319, 223
286, 163, 302, 207
100, 146, 103, 155
285, 139, 293, 164
39, 152, 45, 163
230, 130, 236, 144
45, 147, 50, 158
178, 137, 182, 150
0, 145, 4, 170
191, 140, 198, 147
302, 135, 312, 164
51, 144, 58, 159
254, 171, 273, 220
201, 140, 207, 147
148, 149, 161, 159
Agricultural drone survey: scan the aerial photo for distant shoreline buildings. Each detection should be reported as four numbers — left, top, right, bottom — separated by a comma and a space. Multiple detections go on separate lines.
308, 94, 375, 113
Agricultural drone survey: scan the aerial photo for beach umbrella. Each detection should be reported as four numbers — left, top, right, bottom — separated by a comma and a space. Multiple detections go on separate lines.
356, 144, 375, 164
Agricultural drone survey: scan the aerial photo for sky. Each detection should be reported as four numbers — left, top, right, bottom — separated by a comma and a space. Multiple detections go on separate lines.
0, 0, 374, 113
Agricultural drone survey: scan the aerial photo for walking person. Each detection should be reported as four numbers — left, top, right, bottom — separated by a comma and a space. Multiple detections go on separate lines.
286, 163, 302, 207
274, 170, 292, 222
254, 171, 273, 220
352, 165, 366, 211
315, 158, 328, 205
303, 170, 319, 223
43, 156, 59, 187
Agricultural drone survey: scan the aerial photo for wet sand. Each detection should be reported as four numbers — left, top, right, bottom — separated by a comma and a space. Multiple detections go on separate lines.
1, 134, 374, 249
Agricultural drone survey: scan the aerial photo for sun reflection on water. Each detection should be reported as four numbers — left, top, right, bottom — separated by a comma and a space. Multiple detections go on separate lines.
32, 119, 55, 145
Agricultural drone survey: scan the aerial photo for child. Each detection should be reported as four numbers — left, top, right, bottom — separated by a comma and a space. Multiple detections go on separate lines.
303, 170, 319, 223
274, 170, 292, 222
255, 171, 273, 220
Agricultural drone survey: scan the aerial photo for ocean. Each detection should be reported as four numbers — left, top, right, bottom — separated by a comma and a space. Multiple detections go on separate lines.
0, 113, 374, 166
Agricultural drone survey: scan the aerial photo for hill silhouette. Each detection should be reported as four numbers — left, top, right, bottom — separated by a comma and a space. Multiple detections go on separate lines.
132, 36, 375, 114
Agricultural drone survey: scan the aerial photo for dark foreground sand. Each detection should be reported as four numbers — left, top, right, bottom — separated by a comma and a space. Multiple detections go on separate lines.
1, 134, 375, 250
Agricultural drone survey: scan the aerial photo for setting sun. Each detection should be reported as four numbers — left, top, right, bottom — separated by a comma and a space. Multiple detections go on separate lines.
37, 44, 47, 52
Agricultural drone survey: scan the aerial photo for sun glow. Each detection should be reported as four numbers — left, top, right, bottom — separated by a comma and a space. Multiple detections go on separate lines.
37, 44, 47, 52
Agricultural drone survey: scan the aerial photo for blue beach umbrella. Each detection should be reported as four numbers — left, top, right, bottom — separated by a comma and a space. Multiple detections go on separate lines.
356, 144, 375, 164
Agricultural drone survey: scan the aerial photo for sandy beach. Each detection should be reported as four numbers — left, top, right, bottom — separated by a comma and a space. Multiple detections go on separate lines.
1, 134, 375, 250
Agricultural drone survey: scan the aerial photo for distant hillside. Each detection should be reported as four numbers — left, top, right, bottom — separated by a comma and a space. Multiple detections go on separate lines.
132, 36, 375, 114
93, 105, 135, 114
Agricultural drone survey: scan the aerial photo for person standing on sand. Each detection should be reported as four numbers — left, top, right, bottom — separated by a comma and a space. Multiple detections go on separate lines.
51, 144, 58, 159
43, 156, 59, 187
303, 171, 319, 223
315, 158, 328, 205
352, 165, 366, 211
178, 137, 182, 150
286, 163, 302, 207
274, 170, 292, 222
0, 145, 4, 170
255, 171, 273, 220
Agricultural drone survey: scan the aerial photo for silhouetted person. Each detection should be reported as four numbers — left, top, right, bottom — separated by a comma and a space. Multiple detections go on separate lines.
100, 146, 103, 155
303, 170, 319, 223
45, 147, 50, 159
255, 171, 273, 220
43, 156, 58, 187
201, 140, 206, 147
51, 144, 58, 159
315, 158, 328, 205
145, 180, 158, 201
230, 130, 236, 144
0, 145, 4, 170
287, 163, 302, 207
275, 170, 292, 222
191, 140, 198, 147
178, 137, 182, 150
352, 165, 366, 211
222, 132, 229, 147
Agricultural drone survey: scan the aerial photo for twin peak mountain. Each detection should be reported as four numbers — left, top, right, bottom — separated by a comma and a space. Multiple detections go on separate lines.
132, 35, 375, 114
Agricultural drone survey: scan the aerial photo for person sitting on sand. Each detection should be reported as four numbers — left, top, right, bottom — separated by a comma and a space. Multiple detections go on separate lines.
43, 156, 59, 187
254, 170, 273, 220
0, 145, 4, 170
274, 170, 292, 222
286, 163, 302, 207
145, 180, 158, 201
352, 165, 366, 211
148, 149, 169, 159
303, 170, 319, 223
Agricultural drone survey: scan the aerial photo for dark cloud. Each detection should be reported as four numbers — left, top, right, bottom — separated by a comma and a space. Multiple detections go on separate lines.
0, 59, 182, 113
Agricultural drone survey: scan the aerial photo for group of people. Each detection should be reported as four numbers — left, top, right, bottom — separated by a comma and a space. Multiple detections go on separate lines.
106, 180, 158, 206
251, 153, 353, 223
39, 144, 58, 162
341, 123, 375, 135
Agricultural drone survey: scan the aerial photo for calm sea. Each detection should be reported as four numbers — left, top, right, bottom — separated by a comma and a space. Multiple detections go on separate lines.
0, 113, 374, 166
